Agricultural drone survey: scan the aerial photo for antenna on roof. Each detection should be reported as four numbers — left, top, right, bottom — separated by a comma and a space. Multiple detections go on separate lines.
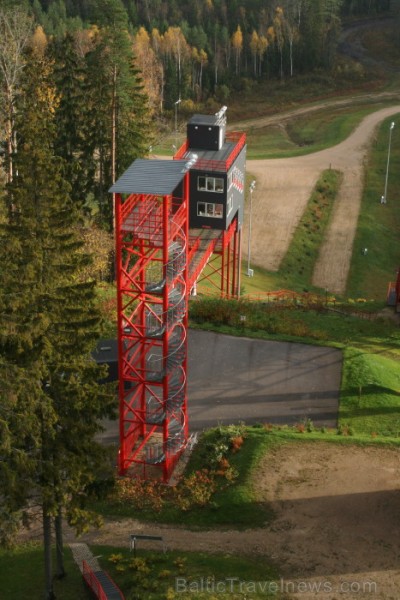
215, 106, 227, 119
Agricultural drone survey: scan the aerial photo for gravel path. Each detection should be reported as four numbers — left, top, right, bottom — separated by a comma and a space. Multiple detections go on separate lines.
245, 104, 400, 294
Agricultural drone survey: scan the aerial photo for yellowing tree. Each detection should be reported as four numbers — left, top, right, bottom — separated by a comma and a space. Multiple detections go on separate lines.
31, 25, 47, 57
231, 25, 243, 75
249, 30, 259, 76
134, 26, 164, 113
191, 47, 208, 98
273, 7, 285, 80
162, 26, 191, 95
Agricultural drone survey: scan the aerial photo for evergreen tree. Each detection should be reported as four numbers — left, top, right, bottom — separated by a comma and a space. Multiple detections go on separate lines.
85, 3, 153, 229
0, 46, 113, 599
50, 33, 95, 207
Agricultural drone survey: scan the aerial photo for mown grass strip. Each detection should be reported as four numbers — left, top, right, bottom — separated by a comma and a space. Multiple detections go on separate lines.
247, 104, 388, 159
277, 169, 342, 292
347, 113, 400, 300
197, 169, 342, 297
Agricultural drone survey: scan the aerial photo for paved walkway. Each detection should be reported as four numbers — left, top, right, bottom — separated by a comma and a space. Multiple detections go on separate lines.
69, 542, 100, 573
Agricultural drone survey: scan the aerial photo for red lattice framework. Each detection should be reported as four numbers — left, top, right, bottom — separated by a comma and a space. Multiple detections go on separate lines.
115, 136, 245, 481
115, 176, 190, 481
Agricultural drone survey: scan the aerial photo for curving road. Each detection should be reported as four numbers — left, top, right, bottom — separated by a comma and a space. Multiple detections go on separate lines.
245, 104, 400, 294
236, 17, 400, 295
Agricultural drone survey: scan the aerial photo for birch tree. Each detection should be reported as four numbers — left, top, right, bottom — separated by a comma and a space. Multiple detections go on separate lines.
0, 6, 33, 185
231, 25, 243, 75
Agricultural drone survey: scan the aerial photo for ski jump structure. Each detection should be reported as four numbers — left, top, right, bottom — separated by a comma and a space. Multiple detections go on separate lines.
110, 107, 246, 481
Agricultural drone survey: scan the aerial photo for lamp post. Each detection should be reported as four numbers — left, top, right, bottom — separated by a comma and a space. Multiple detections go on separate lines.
174, 97, 181, 150
383, 121, 395, 203
247, 180, 256, 277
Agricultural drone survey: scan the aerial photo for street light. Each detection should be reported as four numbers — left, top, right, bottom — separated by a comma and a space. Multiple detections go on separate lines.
247, 180, 256, 277
174, 97, 181, 150
383, 121, 395, 203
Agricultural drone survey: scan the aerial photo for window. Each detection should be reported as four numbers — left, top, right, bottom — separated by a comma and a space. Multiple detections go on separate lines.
197, 202, 223, 219
197, 176, 224, 193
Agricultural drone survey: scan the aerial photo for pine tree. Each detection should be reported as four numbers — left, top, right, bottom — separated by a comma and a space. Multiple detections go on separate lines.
0, 46, 114, 600
84, 4, 153, 230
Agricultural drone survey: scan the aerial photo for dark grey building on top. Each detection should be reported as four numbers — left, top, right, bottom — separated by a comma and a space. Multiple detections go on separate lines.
176, 107, 247, 233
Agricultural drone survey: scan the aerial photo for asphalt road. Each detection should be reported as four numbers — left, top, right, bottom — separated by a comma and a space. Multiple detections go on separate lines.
187, 330, 341, 430
98, 330, 342, 444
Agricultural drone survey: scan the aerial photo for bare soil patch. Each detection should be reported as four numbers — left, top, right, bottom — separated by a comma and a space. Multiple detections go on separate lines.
254, 442, 400, 599
59, 442, 400, 599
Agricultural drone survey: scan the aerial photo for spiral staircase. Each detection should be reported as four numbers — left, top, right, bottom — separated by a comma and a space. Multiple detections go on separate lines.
113, 164, 191, 481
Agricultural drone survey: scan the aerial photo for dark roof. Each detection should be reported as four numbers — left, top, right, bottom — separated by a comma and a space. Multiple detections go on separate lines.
189, 113, 219, 126
182, 139, 238, 169
109, 159, 190, 195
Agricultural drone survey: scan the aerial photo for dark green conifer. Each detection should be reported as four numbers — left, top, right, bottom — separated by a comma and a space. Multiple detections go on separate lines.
0, 46, 114, 599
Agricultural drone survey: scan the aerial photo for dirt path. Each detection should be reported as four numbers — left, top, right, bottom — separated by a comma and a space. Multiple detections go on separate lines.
245, 104, 400, 294
63, 443, 400, 600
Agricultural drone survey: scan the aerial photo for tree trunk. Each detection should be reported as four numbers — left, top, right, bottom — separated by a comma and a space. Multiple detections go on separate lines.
5, 90, 14, 187
54, 508, 66, 580
43, 509, 56, 600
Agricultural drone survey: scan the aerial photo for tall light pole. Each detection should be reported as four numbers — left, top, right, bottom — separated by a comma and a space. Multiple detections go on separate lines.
247, 180, 256, 277
383, 121, 395, 203
174, 97, 181, 150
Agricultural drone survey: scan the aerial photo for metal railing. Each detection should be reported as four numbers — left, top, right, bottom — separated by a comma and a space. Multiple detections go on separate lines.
82, 560, 125, 600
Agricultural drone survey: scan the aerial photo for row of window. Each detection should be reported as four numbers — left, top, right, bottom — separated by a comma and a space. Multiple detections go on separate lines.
197, 197, 234, 219
197, 202, 223, 218
197, 167, 244, 195
197, 176, 224, 193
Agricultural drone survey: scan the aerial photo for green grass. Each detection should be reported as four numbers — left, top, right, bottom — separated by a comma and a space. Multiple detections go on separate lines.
189, 299, 400, 356
92, 427, 275, 529
0, 541, 283, 600
347, 114, 400, 299
246, 104, 390, 159
95, 545, 282, 599
340, 347, 400, 436
0, 543, 89, 600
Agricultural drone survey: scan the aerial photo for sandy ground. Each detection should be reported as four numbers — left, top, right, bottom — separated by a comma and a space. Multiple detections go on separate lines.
244, 104, 400, 294
58, 442, 400, 599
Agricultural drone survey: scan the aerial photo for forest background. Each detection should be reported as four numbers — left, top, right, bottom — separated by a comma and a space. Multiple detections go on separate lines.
1, 0, 398, 245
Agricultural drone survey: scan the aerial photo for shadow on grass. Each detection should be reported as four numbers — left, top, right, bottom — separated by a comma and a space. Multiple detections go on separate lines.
345, 384, 400, 397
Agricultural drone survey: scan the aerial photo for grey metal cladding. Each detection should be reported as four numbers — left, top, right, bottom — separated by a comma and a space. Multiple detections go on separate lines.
109, 159, 189, 195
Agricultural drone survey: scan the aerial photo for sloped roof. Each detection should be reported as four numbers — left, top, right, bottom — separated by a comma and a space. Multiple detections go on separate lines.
109, 158, 191, 195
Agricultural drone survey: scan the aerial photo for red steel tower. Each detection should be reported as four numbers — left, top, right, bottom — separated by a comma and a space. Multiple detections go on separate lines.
111, 159, 193, 481
110, 108, 246, 481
